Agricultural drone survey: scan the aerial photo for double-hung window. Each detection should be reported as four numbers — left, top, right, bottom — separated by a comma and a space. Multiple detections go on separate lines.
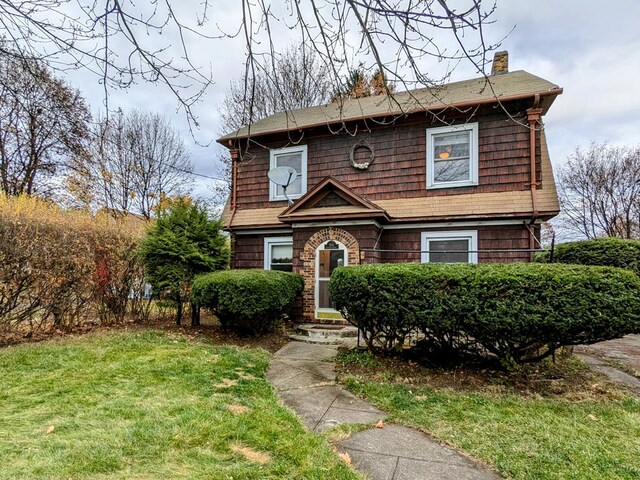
264, 237, 293, 272
421, 231, 478, 264
426, 123, 479, 189
269, 145, 307, 201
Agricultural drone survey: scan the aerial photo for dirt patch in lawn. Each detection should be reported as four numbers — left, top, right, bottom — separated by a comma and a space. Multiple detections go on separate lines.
335, 348, 628, 400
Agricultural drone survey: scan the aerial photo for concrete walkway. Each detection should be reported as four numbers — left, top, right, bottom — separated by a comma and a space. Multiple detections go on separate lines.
267, 341, 500, 480
576, 335, 640, 394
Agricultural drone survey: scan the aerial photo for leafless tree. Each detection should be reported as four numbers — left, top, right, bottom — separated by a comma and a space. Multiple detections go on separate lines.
220, 46, 333, 133
0, 1, 500, 124
0, 48, 90, 196
66, 109, 193, 219
558, 142, 640, 239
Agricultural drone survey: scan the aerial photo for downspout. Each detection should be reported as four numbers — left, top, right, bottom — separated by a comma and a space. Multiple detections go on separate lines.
228, 142, 239, 267
228, 141, 239, 227
526, 95, 543, 261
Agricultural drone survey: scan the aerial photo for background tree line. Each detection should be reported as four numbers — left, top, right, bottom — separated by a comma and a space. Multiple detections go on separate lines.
0, 45, 194, 217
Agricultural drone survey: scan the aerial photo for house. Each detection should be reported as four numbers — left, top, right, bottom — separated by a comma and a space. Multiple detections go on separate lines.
218, 52, 562, 324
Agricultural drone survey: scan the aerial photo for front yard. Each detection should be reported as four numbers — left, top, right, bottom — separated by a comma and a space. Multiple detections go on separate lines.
0, 330, 358, 479
338, 350, 640, 480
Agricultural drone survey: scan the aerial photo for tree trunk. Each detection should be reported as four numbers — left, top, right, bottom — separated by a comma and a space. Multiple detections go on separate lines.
191, 302, 200, 327
176, 298, 182, 325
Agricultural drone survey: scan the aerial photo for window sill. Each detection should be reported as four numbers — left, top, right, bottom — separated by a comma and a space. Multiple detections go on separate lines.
426, 181, 478, 190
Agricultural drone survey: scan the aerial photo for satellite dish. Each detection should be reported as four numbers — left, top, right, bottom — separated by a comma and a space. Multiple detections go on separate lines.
268, 166, 297, 205
268, 166, 297, 187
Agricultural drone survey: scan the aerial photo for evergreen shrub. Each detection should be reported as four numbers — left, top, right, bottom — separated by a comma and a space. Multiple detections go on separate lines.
192, 269, 303, 335
330, 263, 640, 365
543, 238, 640, 277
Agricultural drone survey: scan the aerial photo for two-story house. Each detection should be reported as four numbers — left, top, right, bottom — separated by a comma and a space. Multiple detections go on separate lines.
219, 52, 562, 324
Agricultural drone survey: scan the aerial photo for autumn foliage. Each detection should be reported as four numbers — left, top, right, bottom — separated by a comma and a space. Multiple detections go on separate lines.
0, 195, 147, 339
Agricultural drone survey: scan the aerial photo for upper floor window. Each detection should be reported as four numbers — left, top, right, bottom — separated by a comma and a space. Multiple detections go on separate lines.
269, 145, 307, 201
426, 123, 478, 189
264, 236, 293, 272
421, 230, 478, 264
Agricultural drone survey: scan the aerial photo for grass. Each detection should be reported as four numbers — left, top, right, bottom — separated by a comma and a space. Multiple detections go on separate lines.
0, 330, 359, 479
339, 350, 640, 480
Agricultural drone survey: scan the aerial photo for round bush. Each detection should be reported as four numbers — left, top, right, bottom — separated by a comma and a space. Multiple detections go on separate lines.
192, 269, 303, 335
546, 238, 640, 277
330, 263, 640, 365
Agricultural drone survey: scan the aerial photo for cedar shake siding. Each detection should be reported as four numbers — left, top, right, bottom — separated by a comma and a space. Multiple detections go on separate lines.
233, 226, 534, 272
380, 225, 534, 264
233, 108, 543, 211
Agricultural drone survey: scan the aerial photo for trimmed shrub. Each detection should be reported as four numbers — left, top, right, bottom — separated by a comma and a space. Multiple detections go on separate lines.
330, 263, 640, 365
544, 238, 640, 277
192, 269, 303, 335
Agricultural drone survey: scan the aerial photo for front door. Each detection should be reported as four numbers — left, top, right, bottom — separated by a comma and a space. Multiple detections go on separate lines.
315, 240, 347, 315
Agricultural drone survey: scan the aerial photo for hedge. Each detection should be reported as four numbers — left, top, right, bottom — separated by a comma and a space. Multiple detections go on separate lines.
0, 195, 147, 339
192, 269, 303, 335
329, 263, 640, 365
541, 238, 640, 277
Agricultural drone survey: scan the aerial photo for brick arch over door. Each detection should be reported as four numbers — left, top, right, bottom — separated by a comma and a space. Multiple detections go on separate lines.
300, 227, 360, 322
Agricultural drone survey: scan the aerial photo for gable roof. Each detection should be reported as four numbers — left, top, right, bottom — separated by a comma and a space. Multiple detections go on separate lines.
218, 70, 562, 143
278, 176, 389, 223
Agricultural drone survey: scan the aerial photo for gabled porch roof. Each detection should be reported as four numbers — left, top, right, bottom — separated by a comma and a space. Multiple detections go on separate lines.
278, 176, 390, 223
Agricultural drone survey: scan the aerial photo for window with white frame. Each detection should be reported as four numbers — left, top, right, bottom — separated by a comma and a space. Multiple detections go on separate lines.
426, 123, 479, 189
269, 145, 307, 201
421, 231, 478, 264
264, 237, 293, 272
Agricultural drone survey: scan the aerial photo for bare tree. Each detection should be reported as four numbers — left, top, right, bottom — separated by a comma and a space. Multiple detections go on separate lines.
220, 46, 333, 133
0, 48, 90, 196
558, 142, 640, 239
66, 109, 194, 219
0, 1, 499, 124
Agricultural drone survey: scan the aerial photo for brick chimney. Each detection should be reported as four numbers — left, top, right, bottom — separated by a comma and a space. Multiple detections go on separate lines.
491, 51, 509, 75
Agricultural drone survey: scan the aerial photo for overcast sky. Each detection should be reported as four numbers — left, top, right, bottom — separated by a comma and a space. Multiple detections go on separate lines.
63, 0, 640, 200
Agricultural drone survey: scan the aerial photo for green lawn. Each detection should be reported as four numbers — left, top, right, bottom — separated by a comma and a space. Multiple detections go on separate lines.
0, 330, 359, 479
341, 355, 640, 480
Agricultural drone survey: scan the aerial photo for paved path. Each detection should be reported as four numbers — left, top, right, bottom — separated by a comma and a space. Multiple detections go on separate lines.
267, 341, 500, 480
576, 334, 640, 393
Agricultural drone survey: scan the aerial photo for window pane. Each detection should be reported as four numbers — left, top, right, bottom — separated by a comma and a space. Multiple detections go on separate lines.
269, 243, 292, 271
433, 132, 470, 159
318, 279, 331, 308
434, 158, 470, 183
276, 152, 302, 170
270, 244, 292, 264
318, 249, 344, 278
429, 239, 469, 263
276, 175, 301, 196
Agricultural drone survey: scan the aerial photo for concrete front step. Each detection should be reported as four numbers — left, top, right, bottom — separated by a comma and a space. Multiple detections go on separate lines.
289, 323, 359, 345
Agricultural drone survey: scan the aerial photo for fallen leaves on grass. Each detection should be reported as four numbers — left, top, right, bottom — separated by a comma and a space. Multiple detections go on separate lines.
213, 378, 238, 388
230, 443, 271, 464
375, 420, 384, 429
46, 425, 55, 434
227, 404, 249, 415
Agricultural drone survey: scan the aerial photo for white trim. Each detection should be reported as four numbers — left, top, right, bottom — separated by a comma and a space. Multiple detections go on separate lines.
292, 219, 381, 229
236, 229, 293, 235
420, 230, 478, 264
384, 219, 536, 230
426, 123, 479, 189
315, 239, 348, 315
263, 236, 293, 270
269, 145, 308, 201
